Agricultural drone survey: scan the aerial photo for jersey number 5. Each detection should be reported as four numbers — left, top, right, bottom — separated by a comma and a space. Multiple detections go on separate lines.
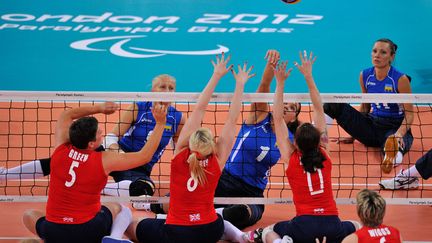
65, 161, 80, 187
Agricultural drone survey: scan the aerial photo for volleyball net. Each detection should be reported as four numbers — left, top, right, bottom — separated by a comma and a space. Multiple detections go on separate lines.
0, 91, 431, 205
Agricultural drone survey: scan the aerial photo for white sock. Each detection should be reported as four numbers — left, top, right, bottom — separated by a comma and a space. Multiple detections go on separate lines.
102, 180, 132, 197
155, 214, 167, 219
395, 151, 403, 166
222, 220, 244, 242
215, 208, 224, 218
272, 240, 282, 243
110, 205, 132, 238
0, 160, 44, 182
403, 165, 421, 178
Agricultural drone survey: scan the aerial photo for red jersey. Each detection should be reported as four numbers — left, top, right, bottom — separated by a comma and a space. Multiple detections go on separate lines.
46, 143, 108, 224
166, 148, 221, 225
287, 148, 338, 216
356, 225, 401, 243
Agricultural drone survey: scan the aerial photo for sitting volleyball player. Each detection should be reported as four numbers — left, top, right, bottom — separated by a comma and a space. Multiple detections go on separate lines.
342, 189, 402, 243
0, 74, 185, 198
323, 38, 414, 174
379, 148, 432, 189
246, 52, 359, 243
22, 101, 168, 243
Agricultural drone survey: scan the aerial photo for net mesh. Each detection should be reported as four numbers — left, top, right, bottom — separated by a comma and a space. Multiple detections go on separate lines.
0, 91, 431, 204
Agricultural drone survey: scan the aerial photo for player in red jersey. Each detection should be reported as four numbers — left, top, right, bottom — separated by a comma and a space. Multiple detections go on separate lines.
342, 189, 402, 243
22, 101, 167, 243
124, 53, 254, 243
247, 51, 360, 243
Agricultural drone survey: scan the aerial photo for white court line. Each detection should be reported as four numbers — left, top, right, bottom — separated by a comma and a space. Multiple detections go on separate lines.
16, 179, 432, 187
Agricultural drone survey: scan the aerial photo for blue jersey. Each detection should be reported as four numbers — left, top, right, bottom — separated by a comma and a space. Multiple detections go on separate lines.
362, 66, 405, 119
118, 101, 182, 173
224, 113, 294, 190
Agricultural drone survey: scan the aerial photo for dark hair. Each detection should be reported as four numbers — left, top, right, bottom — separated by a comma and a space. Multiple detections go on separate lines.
69, 117, 98, 149
287, 102, 302, 134
376, 38, 398, 55
295, 123, 325, 173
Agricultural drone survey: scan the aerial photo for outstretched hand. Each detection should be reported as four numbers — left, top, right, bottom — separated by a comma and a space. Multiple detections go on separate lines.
212, 52, 233, 77
294, 50, 316, 77
99, 102, 119, 115
273, 61, 293, 84
265, 49, 280, 66
151, 103, 167, 125
231, 62, 255, 85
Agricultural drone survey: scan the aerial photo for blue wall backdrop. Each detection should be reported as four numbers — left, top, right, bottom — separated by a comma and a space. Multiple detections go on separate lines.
1, 0, 431, 93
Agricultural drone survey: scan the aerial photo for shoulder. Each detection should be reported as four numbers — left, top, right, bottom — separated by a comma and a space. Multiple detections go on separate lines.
389, 66, 404, 77
173, 147, 190, 159
168, 105, 183, 117
362, 67, 374, 76
254, 112, 272, 125
342, 233, 359, 243
136, 101, 151, 110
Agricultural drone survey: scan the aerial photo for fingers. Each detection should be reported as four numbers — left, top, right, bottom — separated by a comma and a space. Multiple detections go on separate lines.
225, 54, 231, 64
265, 50, 280, 64
247, 64, 254, 74
299, 51, 305, 63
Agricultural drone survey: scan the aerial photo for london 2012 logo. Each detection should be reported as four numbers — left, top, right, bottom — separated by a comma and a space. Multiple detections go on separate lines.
70, 35, 229, 58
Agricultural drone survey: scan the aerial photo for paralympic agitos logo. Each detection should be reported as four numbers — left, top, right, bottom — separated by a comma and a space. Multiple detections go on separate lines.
70, 35, 229, 58
1, 12, 323, 59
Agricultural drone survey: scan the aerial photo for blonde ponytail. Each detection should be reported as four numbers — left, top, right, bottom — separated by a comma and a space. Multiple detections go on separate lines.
187, 127, 215, 186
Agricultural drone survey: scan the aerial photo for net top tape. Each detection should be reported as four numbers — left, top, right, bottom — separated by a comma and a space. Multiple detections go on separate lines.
1, 91, 431, 103
1, 195, 431, 206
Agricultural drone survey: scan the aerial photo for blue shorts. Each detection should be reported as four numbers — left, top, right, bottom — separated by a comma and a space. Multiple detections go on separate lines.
136, 215, 224, 243
36, 205, 113, 243
110, 169, 153, 184
329, 103, 413, 153
273, 215, 355, 243
214, 170, 264, 228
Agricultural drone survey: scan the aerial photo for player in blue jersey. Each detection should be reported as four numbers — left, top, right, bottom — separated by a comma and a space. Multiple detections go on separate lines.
103, 74, 185, 197
323, 38, 414, 174
214, 50, 300, 229
0, 74, 185, 198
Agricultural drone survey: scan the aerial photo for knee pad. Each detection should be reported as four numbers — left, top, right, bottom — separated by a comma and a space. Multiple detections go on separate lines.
150, 203, 167, 214
323, 103, 343, 119
129, 179, 155, 196
222, 204, 252, 229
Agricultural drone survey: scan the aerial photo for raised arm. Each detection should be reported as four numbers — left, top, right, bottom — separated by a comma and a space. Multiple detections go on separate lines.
216, 63, 254, 168
102, 104, 167, 175
174, 53, 233, 154
295, 51, 328, 149
245, 50, 280, 125
273, 61, 294, 163
55, 102, 119, 148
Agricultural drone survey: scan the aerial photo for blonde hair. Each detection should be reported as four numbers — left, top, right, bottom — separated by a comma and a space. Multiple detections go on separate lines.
356, 189, 386, 227
188, 127, 215, 186
152, 74, 176, 90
